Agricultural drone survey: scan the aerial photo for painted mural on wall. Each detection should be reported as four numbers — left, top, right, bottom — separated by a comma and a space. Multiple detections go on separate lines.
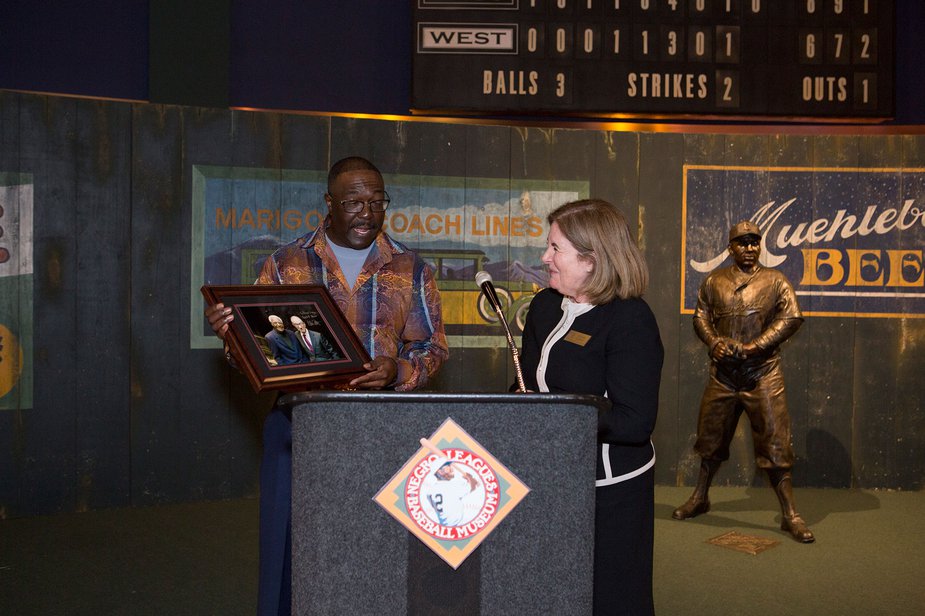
190, 164, 588, 348
0, 174, 34, 410
682, 166, 925, 318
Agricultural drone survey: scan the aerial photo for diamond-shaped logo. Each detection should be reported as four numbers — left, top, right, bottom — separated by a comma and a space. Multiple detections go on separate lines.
373, 418, 530, 569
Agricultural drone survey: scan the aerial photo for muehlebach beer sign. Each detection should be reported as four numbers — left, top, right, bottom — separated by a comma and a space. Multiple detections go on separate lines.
412, 0, 894, 120
682, 166, 925, 319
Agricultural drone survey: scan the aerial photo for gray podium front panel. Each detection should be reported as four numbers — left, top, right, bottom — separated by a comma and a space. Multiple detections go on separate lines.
285, 391, 603, 616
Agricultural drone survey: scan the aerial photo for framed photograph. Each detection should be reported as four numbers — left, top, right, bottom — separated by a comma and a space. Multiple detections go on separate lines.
200, 284, 371, 393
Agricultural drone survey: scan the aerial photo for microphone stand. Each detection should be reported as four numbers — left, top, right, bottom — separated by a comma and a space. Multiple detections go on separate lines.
489, 300, 527, 393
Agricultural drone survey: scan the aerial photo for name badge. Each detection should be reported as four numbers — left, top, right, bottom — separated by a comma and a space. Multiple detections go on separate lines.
564, 330, 591, 347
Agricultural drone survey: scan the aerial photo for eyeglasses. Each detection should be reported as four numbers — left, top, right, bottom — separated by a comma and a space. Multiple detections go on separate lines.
330, 191, 391, 213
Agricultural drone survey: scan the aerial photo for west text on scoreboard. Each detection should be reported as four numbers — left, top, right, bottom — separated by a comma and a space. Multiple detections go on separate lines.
411, 0, 894, 120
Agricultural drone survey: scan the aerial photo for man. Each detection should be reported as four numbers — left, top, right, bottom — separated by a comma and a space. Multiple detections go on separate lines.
289, 315, 338, 362
423, 459, 479, 527
672, 220, 813, 543
265, 315, 310, 365
205, 156, 448, 615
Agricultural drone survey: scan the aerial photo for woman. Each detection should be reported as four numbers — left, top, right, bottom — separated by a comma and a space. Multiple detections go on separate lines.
519, 199, 664, 615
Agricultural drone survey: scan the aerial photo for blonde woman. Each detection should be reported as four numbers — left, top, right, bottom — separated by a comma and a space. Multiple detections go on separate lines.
519, 199, 664, 615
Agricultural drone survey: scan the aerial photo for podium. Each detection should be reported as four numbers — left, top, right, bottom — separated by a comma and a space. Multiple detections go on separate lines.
282, 391, 606, 616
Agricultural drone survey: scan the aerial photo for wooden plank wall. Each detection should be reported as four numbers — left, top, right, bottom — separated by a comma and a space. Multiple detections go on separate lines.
0, 90, 923, 517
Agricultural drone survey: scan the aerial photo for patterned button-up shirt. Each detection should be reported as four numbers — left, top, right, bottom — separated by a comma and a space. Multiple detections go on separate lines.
256, 226, 448, 391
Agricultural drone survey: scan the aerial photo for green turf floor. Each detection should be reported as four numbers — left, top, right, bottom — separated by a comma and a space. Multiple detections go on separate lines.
2, 486, 923, 615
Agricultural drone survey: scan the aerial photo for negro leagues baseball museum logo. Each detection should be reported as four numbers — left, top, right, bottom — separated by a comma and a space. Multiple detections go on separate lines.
373, 418, 530, 569
682, 166, 925, 318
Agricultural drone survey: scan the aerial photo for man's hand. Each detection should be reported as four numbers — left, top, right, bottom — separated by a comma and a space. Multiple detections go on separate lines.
737, 342, 759, 358
460, 469, 479, 492
711, 338, 760, 361
710, 337, 739, 361
205, 303, 234, 339
349, 356, 398, 390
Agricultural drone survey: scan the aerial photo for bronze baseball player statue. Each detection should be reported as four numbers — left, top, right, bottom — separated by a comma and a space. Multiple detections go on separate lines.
673, 220, 814, 543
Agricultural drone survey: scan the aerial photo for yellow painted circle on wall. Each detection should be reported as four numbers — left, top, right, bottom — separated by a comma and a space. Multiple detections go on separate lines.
0, 324, 24, 399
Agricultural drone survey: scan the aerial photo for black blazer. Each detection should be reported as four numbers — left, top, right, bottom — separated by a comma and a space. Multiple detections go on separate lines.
520, 288, 664, 481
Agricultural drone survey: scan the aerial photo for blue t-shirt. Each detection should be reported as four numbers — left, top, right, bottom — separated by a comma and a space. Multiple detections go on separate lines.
327, 235, 374, 289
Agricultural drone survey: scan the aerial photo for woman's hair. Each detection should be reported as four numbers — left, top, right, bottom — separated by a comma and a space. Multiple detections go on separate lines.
547, 199, 649, 303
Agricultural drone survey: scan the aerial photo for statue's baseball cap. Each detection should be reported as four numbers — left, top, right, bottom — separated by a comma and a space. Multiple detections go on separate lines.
729, 220, 762, 242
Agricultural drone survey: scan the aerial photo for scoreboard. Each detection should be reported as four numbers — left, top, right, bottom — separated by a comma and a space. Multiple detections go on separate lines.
411, 0, 894, 120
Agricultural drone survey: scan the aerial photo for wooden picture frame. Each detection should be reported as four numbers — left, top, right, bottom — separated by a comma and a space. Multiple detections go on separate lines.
200, 284, 371, 393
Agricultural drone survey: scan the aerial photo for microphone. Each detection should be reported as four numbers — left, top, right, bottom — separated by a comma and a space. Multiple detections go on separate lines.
475, 270, 503, 312
474, 271, 527, 393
